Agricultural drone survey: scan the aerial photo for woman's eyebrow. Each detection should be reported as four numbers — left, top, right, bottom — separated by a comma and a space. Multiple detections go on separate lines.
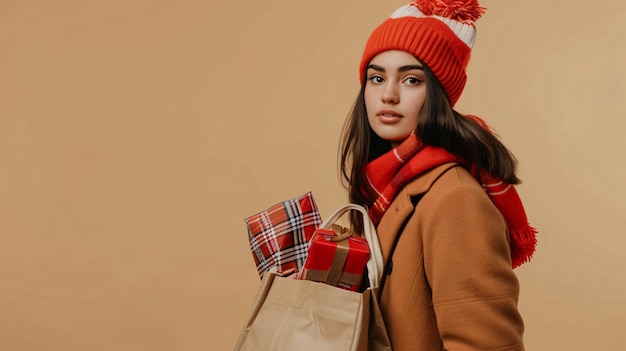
367, 64, 385, 72
367, 64, 424, 72
398, 65, 424, 72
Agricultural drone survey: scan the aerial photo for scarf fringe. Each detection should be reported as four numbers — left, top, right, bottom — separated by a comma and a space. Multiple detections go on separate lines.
510, 225, 538, 268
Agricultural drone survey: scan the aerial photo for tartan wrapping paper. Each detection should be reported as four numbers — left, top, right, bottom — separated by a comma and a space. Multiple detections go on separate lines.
245, 192, 322, 278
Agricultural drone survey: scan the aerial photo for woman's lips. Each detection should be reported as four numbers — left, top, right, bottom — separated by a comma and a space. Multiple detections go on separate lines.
377, 110, 402, 124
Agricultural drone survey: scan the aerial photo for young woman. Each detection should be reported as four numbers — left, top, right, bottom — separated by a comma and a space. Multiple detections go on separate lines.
339, 1, 537, 350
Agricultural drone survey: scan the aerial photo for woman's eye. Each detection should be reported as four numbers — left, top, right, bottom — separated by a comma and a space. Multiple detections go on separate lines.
405, 77, 422, 85
369, 76, 384, 84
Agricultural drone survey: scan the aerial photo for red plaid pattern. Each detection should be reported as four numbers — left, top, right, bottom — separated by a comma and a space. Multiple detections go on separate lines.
245, 192, 322, 278
365, 126, 537, 268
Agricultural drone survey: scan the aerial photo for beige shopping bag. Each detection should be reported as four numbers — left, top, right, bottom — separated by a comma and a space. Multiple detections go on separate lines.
234, 204, 391, 351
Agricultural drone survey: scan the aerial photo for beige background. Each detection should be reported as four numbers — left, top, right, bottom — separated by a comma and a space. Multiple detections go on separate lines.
1, 0, 625, 350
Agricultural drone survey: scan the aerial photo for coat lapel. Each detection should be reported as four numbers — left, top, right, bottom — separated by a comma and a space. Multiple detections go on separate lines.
375, 162, 460, 265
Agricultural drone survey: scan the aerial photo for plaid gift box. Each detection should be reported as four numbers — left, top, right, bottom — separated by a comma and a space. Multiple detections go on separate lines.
245, 192, 322, 278
302, 225, 370, 291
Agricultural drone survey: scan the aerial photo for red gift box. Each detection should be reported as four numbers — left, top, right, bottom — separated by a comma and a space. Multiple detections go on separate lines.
302, 225, 370, 291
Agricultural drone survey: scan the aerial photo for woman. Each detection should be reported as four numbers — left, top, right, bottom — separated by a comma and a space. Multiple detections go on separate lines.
339, 1, 537, 350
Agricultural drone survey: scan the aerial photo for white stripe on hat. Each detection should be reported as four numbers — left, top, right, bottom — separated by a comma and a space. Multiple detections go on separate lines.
390, 4, 477, 48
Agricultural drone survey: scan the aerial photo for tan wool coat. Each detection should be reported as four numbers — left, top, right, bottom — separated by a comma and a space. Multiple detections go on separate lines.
375, 162, 525, 351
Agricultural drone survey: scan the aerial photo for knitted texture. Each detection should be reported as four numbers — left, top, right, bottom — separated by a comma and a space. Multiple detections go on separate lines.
359, 1, 485, 106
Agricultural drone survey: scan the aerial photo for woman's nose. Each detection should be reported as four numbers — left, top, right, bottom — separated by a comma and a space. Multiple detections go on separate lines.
381, 84, 399, 104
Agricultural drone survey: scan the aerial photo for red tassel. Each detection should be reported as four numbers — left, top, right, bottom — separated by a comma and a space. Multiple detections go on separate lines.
509, 226, 538, 268
413, 0, 486, 23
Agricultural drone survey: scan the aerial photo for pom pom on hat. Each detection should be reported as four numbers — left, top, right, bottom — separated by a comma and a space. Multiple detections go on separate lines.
414, 0, 486, 23
359, 0, 487, 106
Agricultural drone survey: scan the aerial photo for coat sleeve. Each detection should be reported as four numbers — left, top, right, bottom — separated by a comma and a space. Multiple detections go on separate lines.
421, 177, 525, 351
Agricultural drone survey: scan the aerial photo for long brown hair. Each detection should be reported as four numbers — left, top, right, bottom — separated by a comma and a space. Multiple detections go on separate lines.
339, 58, 520, 210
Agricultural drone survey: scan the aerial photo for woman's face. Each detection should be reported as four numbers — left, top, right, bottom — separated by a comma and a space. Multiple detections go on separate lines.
364, 50, 427, 148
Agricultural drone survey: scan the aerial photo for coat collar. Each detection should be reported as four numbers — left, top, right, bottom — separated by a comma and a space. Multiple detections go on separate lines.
375, 162, 459, 260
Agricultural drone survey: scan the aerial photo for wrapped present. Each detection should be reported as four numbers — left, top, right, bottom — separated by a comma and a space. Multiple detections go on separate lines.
245, 192, 322, 278
302, 225, 370, 291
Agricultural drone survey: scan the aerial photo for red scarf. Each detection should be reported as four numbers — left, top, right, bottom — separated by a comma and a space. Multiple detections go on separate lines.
365, 129, 537, 268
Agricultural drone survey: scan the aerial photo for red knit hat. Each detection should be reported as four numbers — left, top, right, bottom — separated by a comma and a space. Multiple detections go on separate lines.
360, 1, 486, 106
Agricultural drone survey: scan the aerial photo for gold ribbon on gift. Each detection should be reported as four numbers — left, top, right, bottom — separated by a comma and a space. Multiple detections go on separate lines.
329, 224, 352, 242
328, 224, 353, 285
303, 224, 360, 287
326, 238, 350, 286
303, 268, 364, 286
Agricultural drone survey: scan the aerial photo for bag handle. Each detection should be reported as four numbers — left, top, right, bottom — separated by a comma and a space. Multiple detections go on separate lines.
302, 204, 384, 289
